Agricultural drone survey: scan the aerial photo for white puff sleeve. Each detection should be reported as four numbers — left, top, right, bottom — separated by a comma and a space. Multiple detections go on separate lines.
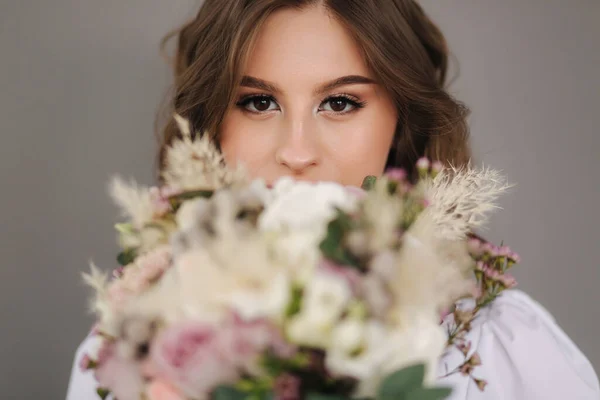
437, 290, 599, 400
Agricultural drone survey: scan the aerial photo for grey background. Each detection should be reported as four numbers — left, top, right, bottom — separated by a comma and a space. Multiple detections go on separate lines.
0, 1, 598, 398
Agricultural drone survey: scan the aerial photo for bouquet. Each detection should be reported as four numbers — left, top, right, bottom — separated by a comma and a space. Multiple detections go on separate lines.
79, 115, 520, 400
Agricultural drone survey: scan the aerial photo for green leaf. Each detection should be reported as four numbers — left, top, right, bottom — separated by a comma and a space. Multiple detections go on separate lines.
116, 248, 137, 266
404, 387, 452, 400
114, 222, 136, 235
318, 209, 363, 270
361, 175, 378, 191
96, 388, 110, 400
212, 385, 249, 400
306, 393, 351, 400
173, 189, 214, 200
378, 364, 426, 398
285, 284, 304, 318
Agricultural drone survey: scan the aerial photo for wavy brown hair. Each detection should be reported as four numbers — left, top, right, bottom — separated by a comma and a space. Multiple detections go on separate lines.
157, 0, 470, 180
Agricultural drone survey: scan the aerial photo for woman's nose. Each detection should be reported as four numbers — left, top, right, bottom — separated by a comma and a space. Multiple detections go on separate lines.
275, 119, 319, 174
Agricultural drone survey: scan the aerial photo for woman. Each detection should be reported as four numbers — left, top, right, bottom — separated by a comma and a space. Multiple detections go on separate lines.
67, 1, 599, 399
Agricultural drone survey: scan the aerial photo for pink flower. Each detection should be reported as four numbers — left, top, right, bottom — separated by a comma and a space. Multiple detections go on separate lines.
498, 273, 518, 289
78, 354, 93, 372
467, 238, 483, 257
498, 246, 511, 257
508, 251, 521, 264
112, 266, 125, 279
475, 261, 486, 272
483, 266, 500, 280
273, 373, 301, 400
146, 380, 186, 400
150, 186, 182, 217
431, 160, 444, 174
150, 321, 235, 398
94, 341, 145, 400
385, 168, 408, 182
149, 316, 288, 399
481, 243, 495, 256
456, 341, 472, 356
107, 246, 172, 309
416, 157, 430, 171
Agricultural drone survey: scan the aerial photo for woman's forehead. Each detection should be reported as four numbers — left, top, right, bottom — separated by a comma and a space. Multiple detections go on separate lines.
242, 6, 372, 89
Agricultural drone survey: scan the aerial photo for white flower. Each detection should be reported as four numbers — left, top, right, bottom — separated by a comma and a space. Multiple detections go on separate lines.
330, 317, 367, 355
259, 178, 358, 280
326, 317, 446, 398
286, 271, 352, 348
259, 178, 357, 232
227, 271, 291, 322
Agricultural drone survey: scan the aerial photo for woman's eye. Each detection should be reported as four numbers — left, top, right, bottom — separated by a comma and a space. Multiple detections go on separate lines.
320, 96, 365, 114
237, 95, 279, 113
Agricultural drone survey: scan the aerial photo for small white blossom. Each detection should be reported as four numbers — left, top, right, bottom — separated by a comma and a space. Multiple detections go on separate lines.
330, 317, 367, 355
286, 271, 352, 348
326, 317, 446, 398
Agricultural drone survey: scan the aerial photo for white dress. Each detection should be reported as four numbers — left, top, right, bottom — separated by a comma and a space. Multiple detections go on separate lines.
66, 290, 599, 400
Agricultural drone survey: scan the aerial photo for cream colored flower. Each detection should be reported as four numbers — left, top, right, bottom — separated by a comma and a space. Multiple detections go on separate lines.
286, 271, 352, 348
259, 178, 358, 281
330, 317, 367, 355
326, 317, 446, 398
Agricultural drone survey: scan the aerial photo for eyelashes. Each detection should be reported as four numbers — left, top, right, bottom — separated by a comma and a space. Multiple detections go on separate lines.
235, 93, 366, 115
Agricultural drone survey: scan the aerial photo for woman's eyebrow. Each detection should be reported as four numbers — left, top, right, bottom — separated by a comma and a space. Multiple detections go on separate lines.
315, 75, 376, 96
240, 76, 280, 94
240, 74, 376, 96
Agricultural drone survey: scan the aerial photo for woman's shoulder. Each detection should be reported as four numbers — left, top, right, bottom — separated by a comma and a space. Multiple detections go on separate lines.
437, 289, 599, 400
66, 331, 110, 400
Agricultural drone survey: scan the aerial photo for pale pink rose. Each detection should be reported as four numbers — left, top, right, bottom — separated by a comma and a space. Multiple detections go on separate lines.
107, 282, 130, 309
149, 321, 238, 398
150, 316, 291, 398
136, 246, 172, 282
107, 246, 172, 309
94, 341, 145, 400
221, 313, 295, 364
146, 380, 186, 400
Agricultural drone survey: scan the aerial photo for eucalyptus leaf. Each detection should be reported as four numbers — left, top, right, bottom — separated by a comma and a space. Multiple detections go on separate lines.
361, 175, 377, 191
212, 385, 248, 400
306, 393, 351, 400
404, 387, 452, 400
377, 364, 426, 398
116, 248, 137, 266
319, 210, 362, 269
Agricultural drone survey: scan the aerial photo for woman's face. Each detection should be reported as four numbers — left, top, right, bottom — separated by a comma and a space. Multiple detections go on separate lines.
220, 6, 397, 187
